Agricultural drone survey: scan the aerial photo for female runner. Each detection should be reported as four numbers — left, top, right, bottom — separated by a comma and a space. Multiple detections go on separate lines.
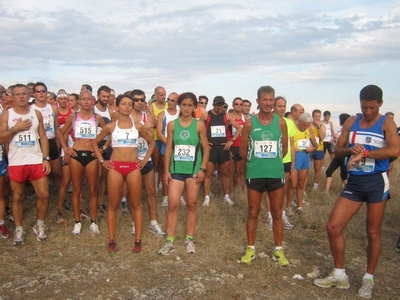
60, 90, 107, 235
93, 94, 154, 253
158, 92, 209, 255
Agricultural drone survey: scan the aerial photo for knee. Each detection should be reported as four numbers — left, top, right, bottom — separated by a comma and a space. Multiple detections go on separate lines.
326, 221, 340, 237
366, 226, 381, 241
248, 207, 260, 220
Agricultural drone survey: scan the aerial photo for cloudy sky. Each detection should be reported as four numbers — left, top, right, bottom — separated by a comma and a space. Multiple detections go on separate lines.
1, 0, 399, 126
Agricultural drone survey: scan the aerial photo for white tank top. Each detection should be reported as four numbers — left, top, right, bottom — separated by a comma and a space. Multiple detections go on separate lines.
31, 103, 56, 139
323, 121, 332, 142
8, 108, 43, 166
111, 120, 138, 148
72, 113, 97, 140
162, 110, 179, 138
137, 112, 151, 161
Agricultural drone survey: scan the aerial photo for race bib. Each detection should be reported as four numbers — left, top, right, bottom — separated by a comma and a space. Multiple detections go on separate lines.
137, 137, 148, 155
14, 131, 35, 147
211, 125, 226, 138
174, 145, 195, 161
115, 129, 137, 146
349, 157, 375, 173
76, 122, 96, 139
254, 140, 277, 158
43, 116, 54, 133
297, 139, 310, 150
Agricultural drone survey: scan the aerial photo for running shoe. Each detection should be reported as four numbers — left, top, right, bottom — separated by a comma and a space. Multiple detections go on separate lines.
149, 223, 165, 237
72, 222, 82, 235
120, 201, 128, 213
13, 229, 25, 245
67, 183, 73, 193
203, 196, 210, 207
161, 196, 168, 207
89, 222, 100, 234
180, 196, 186, 206
133, 240, 142, 253
395, 235, 400, 253
63, 201, 73, 212
130, 222, 136, 235
97, 204, 107, 215
5, 207, 14, 222
33, 223, 47, 241
266, 216, 273, 231
55, 212, 65, 224
80, 209, 89, 221
158, 241, 175, 255
358, 278, 374, 299
313, 270, 350, 289
285, 207, 294, 217
224, 195, 234, 206
240, 247, 256, 264
283, 215, 294, 230
184, 239, 196, 254
296, 207, 304, 214
272, 249, 289, 267
107, 240, 117, 253
0, 224, 12, 239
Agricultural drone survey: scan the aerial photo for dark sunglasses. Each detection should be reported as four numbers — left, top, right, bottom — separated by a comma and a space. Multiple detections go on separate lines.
133, 98, 145, 102
199, 102, 207, 105
167, 98, 176, 102
35, 89, 47, 93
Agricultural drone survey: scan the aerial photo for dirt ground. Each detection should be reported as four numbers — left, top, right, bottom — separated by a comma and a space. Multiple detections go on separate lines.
1, 169, 400, 300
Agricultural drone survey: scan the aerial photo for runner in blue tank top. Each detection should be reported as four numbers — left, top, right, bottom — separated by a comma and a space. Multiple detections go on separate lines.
314, 85, 400, 299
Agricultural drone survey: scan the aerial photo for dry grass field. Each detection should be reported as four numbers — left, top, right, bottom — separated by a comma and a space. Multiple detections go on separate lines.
1, 158, 400, 299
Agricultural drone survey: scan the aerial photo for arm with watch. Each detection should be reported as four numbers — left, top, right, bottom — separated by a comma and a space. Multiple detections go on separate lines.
195, 121, 210, 183
35, 110, 52, 175
224, 114, 242, 151
92, 122, 114, 169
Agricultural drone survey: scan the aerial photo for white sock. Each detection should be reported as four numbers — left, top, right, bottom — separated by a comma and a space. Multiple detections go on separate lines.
268, 211, 272, 218
334, 268, 346, 278
247, 245, 255, 250
274, 246, 282, 251
163, 195, 168, 201
0, 220, 4, 225
224, 194, 230, 198
150, 220, 158, 226
363, 273, 374, 281
205, 195, 210, 199
121, 197, 127, 202
16, 226, 23, 231
313, 183, 318, 189
37, 219, 44, 226
282, 211, 285, 218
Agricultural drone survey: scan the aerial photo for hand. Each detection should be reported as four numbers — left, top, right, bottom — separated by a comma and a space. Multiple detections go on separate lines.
102, 160, 114, 170
13, 118, 32, 132
165, 172, 172, 188
68, 148, 77, 157
223, 140, 234, 151
350, 143, 364, 155
194, 170, 205, 183
347, 152, 363, 170
42, 160, 51, 175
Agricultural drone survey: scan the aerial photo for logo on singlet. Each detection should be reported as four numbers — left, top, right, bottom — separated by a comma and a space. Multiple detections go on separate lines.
365, 137, 372, 144
180, 130, 190, 140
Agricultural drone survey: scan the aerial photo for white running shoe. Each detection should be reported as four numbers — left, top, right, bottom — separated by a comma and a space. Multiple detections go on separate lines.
180, 196, 186, 206
224, 195, 234, 206
266, 216, 273, 231
130, 222, 136, 235
90, 222, 100, 234
33, 223, 47, 241
161, 196, 168, 207
283, 215, 294, 229
13, 229, 26, 245
184, 239, 196, 254
149, 223, 165, 237
72, 222, 82, 235
203, 196, 210, 207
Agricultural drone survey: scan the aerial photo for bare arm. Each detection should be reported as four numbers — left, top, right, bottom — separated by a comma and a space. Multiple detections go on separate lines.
156, 111, 166, 145
279, 117, 288, 158
239, 118, 252, 161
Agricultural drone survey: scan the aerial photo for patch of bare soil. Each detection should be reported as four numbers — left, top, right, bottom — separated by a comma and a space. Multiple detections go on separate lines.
1, 169, 400, 299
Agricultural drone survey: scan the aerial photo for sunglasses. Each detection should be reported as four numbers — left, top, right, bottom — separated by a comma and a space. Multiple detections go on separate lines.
167, 98, 176, 102
133, 98, 145, 102
234, 103, 243, 106
35, 89, 47, 93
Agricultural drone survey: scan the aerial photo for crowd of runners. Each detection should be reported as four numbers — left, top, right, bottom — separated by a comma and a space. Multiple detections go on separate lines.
0, 82, 398, 299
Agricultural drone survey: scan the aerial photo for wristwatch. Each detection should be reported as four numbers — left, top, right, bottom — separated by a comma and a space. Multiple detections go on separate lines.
199, 167, 206, 173
43, 156, 50, 161
100, 159, 105, 165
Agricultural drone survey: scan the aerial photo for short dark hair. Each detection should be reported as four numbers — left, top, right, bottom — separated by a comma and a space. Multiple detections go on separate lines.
199, 95, 208, 103
82, 84, 93, 92
232, 97, 243, 106
130, 89, 145, 98
323, 110, 331, 117
178, 92, 197, 117
243, 99, 252, 106
97, 85, 111, 96
312, 109, 321, 116
33, 82, 47, 92
339, 113, 350, 126
359, 85, 383, 103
